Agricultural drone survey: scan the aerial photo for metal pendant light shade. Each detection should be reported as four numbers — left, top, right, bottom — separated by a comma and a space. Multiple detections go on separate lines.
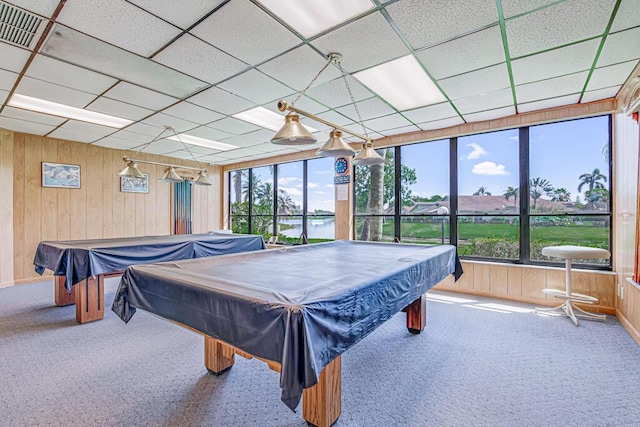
159, 167, 183, 183
193, 170, 212, 186
117, 160, 144, 178
316, 129, 357, 157
271, 113, 317, 145
352, 140, 385, 166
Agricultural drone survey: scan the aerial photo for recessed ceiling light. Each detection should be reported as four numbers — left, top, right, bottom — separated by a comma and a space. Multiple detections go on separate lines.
354, 55, 446, 111
8, 93, 133, 128
168, 133, 238, 151
234, 106, 318, 132
256, 0, 375, 38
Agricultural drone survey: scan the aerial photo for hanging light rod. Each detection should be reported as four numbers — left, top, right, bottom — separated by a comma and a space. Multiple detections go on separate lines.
120, 156, 207, 173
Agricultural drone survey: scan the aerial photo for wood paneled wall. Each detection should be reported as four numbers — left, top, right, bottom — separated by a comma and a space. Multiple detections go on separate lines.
0, 129, 14, 287
8, 130, 221, 284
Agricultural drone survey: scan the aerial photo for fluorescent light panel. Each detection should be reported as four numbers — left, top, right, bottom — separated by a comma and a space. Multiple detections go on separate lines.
234, 106, 318, 132
168, 134, 238, 151
354, 55, 446, 111
257, 0, 375, 38
8, 93, 133, 128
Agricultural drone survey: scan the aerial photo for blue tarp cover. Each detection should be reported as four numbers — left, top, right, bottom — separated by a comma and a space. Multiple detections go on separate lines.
112, 240, 462, 411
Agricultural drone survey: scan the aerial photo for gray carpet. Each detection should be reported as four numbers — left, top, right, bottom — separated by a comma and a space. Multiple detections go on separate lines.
1, 278, 639, 427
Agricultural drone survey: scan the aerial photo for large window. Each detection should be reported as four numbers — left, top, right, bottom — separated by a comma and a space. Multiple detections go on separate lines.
353, 116, 612, 269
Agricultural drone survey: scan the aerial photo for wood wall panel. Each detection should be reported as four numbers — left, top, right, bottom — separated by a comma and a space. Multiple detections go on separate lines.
23, 135, 42, 280
69, 143, 86, 240
0, 129, 14, 286
85, 145, 103, 239
12, 134, 25, 280
56, 140, 71, 241
40, 139, 57, 244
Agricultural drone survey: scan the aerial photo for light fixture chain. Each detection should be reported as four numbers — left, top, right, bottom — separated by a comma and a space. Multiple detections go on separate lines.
134, 125, 172, 155
338, 62, 369, 138
290, 55, 335, 107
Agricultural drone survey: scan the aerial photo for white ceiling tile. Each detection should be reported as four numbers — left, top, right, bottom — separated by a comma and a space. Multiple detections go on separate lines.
587, 60, 638, 91
153, 34, 247, 85
402, 102, 459, 122
15, 76, 97, 107
335, 97, 397, 121
502, 1, 560, 18
107, 130, 159, 144
438, 63, 510, 100
124, 122, 166, 137
386, 0, 499, 50
142, 113, 199, 133
127, 0, 225, 30
283, 96, 330, 115
315, 110, 354, 128
516, 71, 588, 103
453, 87, 514, 114
26, 55, 118, 95
172, 144, 214, 156
103, 82, 178, 111
48, 120, 116, 143
518, 94, 581, 113
363, 113, 411, 132
0, 42, 30, 72
165, 148, 216, 160
312, 12, 410, 73
56, 0, 182, 56
416, 26, 505, 80
597, 27, 640, 68
511, 39, 600, 85
209, 117, 261, 135
92, 136, 142, 150
581, 86, 621, 103
163, 102, 224, 125
187, 125, 234, 141
188, 86, 254, 115
132, 139, 184, 155
417, 116, 465, 131
191, 0, 301, 65
610, 0, 640, 32
217, 69, 293, 104
463, 106, 516, 122
305, 76, 373, 108
198, 153, 233, 164
0, 116, 56, 135
506, 0, 616, 58
378, 124, 421, 136
257, 45, 341, 91
0, 89, 8, 105
240, 129, 278, 144
1, 106, 66, 126
0, 69, 18, 91
6, 0, 59, 17
86, 97, 153, 121
219, 134, 265, 148
224, 147, 265, 159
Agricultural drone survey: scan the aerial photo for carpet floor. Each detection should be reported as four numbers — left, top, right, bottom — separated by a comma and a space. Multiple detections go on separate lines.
1, 278, 639, 426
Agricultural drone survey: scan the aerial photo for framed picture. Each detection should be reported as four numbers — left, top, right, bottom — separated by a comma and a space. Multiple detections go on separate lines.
42, 162, 81, 189
120, 173, 149, 193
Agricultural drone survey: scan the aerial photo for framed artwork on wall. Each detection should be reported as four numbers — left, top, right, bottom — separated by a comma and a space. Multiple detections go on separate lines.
41, 162, 81, 189
120, 173, 149, 193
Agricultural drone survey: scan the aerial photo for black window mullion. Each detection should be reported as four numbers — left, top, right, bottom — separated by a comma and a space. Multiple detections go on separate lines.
248, 168, 253, 234
303, 160, 308, 238
273, 164, 278, 238
607, 113, 613, 268
394, 146, 401, 241
519, 127, 530, 263
449, 137, 458, 247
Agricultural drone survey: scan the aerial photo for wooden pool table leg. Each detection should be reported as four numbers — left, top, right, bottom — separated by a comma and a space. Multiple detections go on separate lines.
204, 336, 235, 374
303, 355, 342, 427
54, 275, 76, 306
74, 275, 105, 324
406, 293, 427, 334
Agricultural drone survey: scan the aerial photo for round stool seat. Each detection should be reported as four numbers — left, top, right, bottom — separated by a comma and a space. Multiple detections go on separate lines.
541, 245, 610, 260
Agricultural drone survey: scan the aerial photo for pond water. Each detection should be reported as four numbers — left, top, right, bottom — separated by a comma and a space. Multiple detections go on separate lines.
279, 218, 335, 239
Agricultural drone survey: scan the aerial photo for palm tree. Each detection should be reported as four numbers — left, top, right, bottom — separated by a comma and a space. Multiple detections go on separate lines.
473, 186, 491, 196
277, 189, 297, 215
503, 186, 519, 210
530, 177, 554, 210
578, 168, 607, 193
551, 187, 571, 202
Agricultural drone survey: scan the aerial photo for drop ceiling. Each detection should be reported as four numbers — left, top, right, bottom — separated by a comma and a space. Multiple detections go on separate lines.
0, 0, 638, 166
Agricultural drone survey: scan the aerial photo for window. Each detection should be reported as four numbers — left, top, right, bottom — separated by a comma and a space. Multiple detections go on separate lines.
230, 169, 249, 234
277, 161, 303, 244
306, 157, 336, 242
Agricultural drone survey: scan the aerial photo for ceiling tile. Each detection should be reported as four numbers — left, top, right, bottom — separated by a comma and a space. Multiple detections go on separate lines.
188, 86, 254, 115
0, 69, 18, 91
190, 0, 301, 65
511, 38, 600, 85
315, 110, 354, 128
26, 55, 118, 95
153, 34, 247, 85
163, 102, 224, 125
416, 25, 505, 80
217, 69, 293, 104
311, 12, 410, 73
15, 76, 97, 107
386, 0, 498, 50
378, 124, 421, 136
103, 82, 178, 111
581, 86, 620, 103
0, 42, 30, 72
506, 0, 616, 58
56, 0, 182, 56
281, 96, 330, 115
257, 45, 341, 91
402, 102, 458, 123
92, 136, 142, 150
463, 106, 515, 122
502, 1, 561, 18
165, 148, 216, 160
452, 87, 514, 114
597, 27, 640, 68
335, 97, 397, 121
48, 120, 116, 143
1, 106, 66, 126
224, 147, 266, 159
208, 117, 261, 135
610, 0, 640, 32
516, 71, 588, 103
0, 89, 8, 105
518, 94, 581, 113
187, 125, 234, 141
0, 116, 56, 135
127, 0, 225, 30
438, 63, 510, 100
305, 76, 373, 108
219, 134, 266, 148
142, 113, 200, 133
131, 138, 184, 155
108, 130, 160, 144
240, 129, 278, 144
417, 116, 465, 131
587, 60, 638, 91
124, 122, 166, 138
86, 97, 153, 121
362, 113, 411, 132
6, 0, 59, 17
197, 153, 233, 163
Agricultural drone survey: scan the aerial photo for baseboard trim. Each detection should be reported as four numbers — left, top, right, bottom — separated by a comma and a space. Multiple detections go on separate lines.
617, 310, 640, 347
0, 280, 14, 288
12, 276, 53, 285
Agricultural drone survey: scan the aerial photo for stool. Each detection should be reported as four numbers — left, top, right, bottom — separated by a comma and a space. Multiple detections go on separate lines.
535, 245, 610, 326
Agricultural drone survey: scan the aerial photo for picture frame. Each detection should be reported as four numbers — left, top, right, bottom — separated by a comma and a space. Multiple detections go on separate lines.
41, 162, 81, 189
120, 173, 149, 193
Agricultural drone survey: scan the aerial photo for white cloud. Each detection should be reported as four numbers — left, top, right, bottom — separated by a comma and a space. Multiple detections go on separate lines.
278, 176, 299, 185
313, 190, 329, 195
326, 184, 334, 188
280, 187, 303, 196
307, 182, 319, 188
471, 161, 508, 175
508, 135, 518, 141
465, 143, 487, 160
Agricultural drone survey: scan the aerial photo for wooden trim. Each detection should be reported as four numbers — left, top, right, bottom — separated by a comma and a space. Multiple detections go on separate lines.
616, 309, 640, 346
405, 293, 427, 333
302, 355, 342, 427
